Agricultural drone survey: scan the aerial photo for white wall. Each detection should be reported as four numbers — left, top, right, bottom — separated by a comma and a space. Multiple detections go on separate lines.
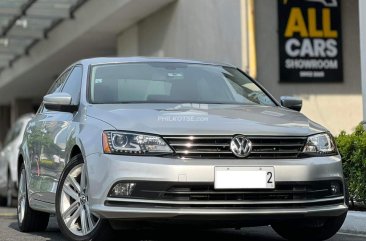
359, 0, 366, 121
254, 0, 362, 134
118, 0, 243, 67
117, 25, 139, 56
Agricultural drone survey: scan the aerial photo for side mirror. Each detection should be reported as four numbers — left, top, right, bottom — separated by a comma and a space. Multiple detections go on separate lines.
43, 93, 78, 112
280, 96, 302, 112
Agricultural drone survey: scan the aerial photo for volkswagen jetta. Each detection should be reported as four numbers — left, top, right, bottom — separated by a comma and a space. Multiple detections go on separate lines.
17, 57, 347, 241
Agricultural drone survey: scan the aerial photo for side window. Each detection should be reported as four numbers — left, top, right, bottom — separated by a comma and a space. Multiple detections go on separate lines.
47, 68, 72, 95
61, 65, 83, 105
41, 68, 72, 113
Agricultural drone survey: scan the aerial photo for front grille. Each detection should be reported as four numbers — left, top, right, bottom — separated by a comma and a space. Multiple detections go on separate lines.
106, 181, 344, 208
163, 135, 307, 159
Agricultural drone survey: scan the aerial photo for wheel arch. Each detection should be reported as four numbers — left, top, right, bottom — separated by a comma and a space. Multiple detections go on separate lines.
69, 145, 83, 162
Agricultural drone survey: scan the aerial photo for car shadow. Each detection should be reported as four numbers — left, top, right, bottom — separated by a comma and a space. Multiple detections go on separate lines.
8, 218, 67, 241
9, 220, 284, 241
112, 228, 285, 241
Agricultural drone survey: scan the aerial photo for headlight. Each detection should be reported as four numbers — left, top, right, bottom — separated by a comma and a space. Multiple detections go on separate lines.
302, 133, 337, 155
102, 131, 173, 155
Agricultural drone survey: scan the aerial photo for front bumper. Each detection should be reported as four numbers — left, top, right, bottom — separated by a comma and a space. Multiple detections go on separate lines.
86, 153, 347, 220
92, 203, 347, 220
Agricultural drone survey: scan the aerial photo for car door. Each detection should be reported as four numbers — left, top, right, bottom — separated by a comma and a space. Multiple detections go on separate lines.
37, 65, 83, 204
28, 68, 72, 203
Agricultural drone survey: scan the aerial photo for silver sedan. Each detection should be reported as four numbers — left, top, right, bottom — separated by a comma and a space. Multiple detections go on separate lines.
0, 114, 33, 207
17, 57, 347, 241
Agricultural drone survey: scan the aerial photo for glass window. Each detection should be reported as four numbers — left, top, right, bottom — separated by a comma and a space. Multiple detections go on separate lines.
41, 68, 72, 113
61, 65, 82, 105
47, 68, 71, 95
89, 63, 276, 106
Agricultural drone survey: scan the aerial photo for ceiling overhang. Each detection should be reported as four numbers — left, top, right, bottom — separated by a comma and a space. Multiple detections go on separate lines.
0, 0, 174, 104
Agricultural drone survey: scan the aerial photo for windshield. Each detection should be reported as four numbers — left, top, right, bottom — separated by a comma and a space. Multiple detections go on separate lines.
89, 62, 276, 106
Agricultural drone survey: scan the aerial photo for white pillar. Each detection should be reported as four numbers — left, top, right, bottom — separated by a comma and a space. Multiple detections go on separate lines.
359, 0, 366, 121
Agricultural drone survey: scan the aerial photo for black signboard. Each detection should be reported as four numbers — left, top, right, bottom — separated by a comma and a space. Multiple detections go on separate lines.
278, 0, 342, 82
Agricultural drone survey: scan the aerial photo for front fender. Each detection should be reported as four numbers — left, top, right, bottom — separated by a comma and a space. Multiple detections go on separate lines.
65, 115, 115, 165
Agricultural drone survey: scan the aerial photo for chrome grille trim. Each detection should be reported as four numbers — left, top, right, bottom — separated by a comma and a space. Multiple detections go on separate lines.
164, 136, 232, 139
163, 135, 307, 159
168, 143, 230, 147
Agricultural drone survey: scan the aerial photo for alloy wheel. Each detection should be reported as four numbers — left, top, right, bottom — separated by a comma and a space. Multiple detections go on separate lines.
60, 163, 99, 236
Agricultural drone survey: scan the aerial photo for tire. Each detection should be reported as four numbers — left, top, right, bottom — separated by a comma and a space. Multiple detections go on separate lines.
272, 213, 347, 241
56, 154, 112, 241
344, 181, 350, 207
17, 163, 50, 232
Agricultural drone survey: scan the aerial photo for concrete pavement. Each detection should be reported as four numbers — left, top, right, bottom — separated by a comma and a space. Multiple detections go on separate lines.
0, 207, 365, 241
340, 211, 366, 235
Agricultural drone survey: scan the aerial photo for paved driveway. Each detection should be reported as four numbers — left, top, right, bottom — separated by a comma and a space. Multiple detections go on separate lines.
0, 207, 365, 241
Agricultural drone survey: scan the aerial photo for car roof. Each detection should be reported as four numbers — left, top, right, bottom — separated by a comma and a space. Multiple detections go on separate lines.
75, 57, 236, 68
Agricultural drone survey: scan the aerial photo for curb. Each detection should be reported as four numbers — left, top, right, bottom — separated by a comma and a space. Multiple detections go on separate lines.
340, 211, 366, 235
0, 213, 17, 218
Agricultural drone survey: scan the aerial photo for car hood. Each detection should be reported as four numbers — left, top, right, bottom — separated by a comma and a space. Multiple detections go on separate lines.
86, 103, 327, 136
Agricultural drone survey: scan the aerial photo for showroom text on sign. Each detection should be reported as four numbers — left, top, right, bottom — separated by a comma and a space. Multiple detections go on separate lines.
278, 0, 342, 82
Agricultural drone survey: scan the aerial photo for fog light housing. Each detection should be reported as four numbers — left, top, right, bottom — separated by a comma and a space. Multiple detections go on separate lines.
109, 182, 136, 197
330, 182, 341, 195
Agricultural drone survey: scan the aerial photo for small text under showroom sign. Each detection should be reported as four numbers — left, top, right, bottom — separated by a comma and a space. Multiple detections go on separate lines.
278, 0, 342, 82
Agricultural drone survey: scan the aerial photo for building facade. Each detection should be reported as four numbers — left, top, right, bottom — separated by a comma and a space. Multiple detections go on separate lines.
0, 0, 363, 143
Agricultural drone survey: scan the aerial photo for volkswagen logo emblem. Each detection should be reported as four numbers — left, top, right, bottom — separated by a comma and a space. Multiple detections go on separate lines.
230, 135, 252, 158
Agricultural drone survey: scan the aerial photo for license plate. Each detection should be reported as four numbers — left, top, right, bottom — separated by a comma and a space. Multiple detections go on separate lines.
214, 166, 275, 189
